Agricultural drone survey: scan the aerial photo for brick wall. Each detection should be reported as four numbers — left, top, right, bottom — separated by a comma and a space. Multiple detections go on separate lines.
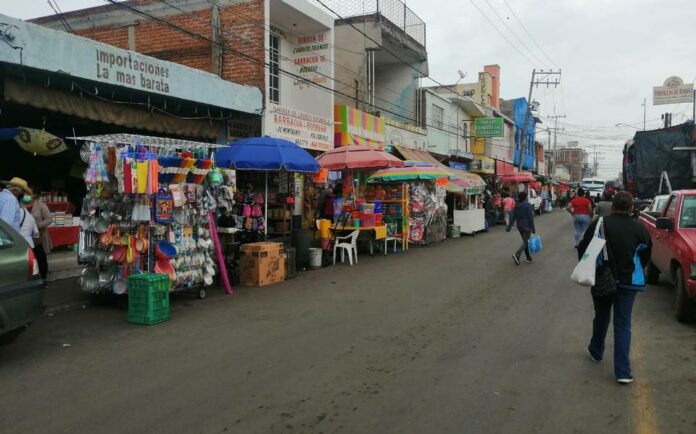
70, 0, 265, 94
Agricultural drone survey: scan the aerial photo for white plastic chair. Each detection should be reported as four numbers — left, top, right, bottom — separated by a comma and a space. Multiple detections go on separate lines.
333, 230, 359, 265
384, 235, 400, 255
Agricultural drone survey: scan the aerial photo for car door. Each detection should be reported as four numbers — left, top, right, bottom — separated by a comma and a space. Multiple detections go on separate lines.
653, 194, 679, 274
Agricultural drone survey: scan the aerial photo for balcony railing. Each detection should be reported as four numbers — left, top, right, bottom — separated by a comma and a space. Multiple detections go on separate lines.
311, 0, 426, 47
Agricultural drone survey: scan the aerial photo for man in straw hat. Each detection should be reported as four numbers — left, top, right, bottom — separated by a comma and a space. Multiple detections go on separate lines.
0, 177, 33, 231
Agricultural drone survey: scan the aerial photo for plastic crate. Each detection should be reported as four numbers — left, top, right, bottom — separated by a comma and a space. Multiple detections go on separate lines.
127, 274, 171, 325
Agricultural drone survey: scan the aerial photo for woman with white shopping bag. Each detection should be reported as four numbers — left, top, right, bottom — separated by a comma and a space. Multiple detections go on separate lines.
574, 191, 651, 385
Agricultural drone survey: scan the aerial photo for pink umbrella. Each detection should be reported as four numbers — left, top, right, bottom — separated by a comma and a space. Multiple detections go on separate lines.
316, 146, 405, 170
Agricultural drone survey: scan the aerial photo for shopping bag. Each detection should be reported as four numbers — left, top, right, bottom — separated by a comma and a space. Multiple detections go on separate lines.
528, 234, 542, 254
570, 217, 605, 287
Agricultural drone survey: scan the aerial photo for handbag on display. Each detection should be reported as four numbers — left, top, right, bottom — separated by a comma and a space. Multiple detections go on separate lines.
570, 217, 605, 287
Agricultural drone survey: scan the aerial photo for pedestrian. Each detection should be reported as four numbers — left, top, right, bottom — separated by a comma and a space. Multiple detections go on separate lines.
540, 187, 549, 214
27, 186, 52, 285
567, 188, 594, 248
578, 191, 651, 384
506, 191, 535, 265
18, 201, 39, 250
595, 191, 614, 218
0, 177, 31, 231
502, 193, 516, 227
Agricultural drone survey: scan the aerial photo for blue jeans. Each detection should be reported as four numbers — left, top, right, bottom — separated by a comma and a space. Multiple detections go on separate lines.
588, 290, 637, 379
573, 214, 591, 246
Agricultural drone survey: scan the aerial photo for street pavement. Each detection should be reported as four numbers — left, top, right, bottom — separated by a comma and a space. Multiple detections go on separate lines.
1, 211, 695, 434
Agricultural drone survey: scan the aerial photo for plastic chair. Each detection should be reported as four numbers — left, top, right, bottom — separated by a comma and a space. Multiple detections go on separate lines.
384, 235, 400, 255
333, 230, 359, 265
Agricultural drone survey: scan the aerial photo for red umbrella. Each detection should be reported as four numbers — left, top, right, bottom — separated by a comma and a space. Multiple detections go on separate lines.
316, 145, 405, 170
499, 173, 536, 184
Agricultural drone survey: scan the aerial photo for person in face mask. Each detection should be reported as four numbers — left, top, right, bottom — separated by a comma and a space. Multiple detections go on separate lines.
27, 186, 52, 285
0, 177, 31, 231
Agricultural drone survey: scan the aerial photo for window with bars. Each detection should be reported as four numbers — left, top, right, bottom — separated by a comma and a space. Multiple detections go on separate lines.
432, 104, 444, 129
269, 34, 280, 104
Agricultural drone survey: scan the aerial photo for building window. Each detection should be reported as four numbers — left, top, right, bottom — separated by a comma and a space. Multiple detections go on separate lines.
269, 34, 280, 104
432, 104, 443, 129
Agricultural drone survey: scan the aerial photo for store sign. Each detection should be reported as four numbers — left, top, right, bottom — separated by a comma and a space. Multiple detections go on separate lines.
385, 122, 430, 150
0, 14, 261, 114
470, 158, 495, 174
653, 76, 694, 105
265, 103, 332, 151
474, 118, 504, 138
293, 32, 330, 87
334, 105, 385, 148
449, 162, 469, 171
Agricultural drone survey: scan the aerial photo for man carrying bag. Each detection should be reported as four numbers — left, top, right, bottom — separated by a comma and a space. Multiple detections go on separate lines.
575, 191, 651, 385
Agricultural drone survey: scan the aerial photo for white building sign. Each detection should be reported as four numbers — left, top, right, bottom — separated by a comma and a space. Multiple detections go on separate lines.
653, 76, 694, 105
265, 103, 332, 151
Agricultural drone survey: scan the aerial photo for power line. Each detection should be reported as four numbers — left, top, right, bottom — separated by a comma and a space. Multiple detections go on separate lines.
480, 0, 547, 67
501, 0, 559, 68
466, 0, 537, 67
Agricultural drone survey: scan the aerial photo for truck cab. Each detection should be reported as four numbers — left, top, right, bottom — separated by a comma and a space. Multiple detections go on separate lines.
639, 190, 696, 322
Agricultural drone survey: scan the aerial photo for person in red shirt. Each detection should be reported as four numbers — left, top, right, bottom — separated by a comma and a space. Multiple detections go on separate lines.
566, 188, 594, 248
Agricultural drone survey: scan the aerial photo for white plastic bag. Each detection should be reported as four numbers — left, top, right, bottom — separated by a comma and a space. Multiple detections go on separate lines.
570, 217, 605, 287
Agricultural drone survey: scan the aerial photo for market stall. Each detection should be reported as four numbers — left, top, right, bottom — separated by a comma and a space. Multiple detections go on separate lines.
316, 146, 403, 258
367, 163, 452, 247
449, 170, 487, 235
73, 134, 230, 299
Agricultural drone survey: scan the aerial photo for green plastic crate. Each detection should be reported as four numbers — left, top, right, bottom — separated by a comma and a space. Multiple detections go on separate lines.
127, 274, 171, 325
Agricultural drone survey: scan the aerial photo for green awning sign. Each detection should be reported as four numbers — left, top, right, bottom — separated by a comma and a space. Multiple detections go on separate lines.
474, 118, 504, 138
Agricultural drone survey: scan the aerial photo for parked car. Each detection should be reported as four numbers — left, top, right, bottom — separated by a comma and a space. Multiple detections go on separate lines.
643, 194, 670, 217
0, 219, 44, 343
638, 190, 696, 322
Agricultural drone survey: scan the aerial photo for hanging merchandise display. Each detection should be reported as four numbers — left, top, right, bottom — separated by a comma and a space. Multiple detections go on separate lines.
406, 181, 447, 245
73, 134, 233, 300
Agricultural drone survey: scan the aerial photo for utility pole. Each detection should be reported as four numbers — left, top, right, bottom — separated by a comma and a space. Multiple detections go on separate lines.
547, 114, 566, 178
518, 69, 562, 171
642, 98, 647, 130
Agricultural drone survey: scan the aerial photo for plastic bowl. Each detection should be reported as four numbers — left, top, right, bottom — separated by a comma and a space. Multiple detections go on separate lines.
155, 241, 178, 259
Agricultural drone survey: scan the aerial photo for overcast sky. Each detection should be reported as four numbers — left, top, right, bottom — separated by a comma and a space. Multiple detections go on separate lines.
5, 0, 696, 178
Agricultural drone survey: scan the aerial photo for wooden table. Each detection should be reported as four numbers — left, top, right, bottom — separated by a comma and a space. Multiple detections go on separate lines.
330, 225, 387, 256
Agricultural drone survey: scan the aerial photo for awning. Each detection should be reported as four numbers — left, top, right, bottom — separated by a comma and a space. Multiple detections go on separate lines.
499, 173, 536, 184
393, 145, 486, 195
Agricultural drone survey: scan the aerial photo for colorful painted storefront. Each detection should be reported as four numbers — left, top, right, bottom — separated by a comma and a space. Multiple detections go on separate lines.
334, 105, 385, 148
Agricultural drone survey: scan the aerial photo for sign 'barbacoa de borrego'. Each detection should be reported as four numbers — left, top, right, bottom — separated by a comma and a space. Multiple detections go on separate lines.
474, 117, 504, 138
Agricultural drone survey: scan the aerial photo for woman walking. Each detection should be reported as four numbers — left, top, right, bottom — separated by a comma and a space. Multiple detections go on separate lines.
566, 188, 593, 248
27, 187, 52, 286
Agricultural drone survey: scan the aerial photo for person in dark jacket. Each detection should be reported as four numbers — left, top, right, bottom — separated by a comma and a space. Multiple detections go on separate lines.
578, 191, 651, 385
506, 191, 535, 265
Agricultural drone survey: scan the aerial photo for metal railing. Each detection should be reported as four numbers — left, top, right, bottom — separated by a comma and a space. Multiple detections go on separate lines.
311, 0, 426, 47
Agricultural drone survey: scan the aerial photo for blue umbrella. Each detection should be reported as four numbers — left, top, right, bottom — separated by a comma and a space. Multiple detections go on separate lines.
214, 137, 320, 236
215, 137, 320, 173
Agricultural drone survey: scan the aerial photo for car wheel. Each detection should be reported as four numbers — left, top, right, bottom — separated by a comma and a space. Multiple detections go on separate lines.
674, 267, 696, 323
646, 261, 660, 284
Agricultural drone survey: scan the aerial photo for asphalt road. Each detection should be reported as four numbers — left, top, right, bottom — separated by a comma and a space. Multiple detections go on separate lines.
1, 211, 695, 434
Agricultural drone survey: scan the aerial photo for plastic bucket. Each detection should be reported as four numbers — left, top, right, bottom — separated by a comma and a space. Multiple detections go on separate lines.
319, 219, 332, 238
308, 248, 322, 268
372, 201, 383, 214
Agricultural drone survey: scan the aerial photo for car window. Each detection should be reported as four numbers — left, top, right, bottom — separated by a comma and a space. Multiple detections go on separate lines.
664, 195, 678, 220
656, 198, 668, 212
0, 226, 15, 249
679, 197, 696, 228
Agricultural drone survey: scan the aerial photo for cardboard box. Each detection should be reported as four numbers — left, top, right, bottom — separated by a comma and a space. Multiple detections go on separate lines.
240, 242, 284, 287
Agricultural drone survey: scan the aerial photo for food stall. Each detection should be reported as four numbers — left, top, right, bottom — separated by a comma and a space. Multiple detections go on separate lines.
73, 134, 230, 299
315, 146, 404, 258
449, 170, 487, 235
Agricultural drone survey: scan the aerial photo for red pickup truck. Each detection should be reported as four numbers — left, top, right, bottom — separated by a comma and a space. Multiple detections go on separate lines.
639, 190, 696, 322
